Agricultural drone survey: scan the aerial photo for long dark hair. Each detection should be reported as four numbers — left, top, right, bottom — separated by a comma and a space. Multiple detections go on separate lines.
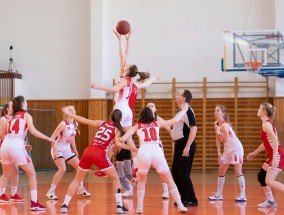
12, 96, 26, 117
1, 101, 10, 117
111, 109, 124, 136
138, 107, 155, 123
126, 65, 150, 82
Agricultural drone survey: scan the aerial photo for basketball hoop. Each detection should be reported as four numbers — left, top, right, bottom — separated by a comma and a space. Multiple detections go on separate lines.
245, 61, 263, 82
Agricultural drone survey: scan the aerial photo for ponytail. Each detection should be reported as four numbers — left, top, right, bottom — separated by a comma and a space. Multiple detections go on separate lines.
261, 102, 275, 119
111, 109, 124, 136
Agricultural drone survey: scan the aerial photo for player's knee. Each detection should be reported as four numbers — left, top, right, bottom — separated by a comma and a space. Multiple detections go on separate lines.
257, 168, 267, 186
58, 167, 66, 175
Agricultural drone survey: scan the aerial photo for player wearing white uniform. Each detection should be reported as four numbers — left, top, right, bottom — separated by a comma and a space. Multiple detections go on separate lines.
0, 101, 26, 202
120, 106, 190, 214
208, 105, 246, 202
0, 95, 55, 211
46, 105, 91, 200
91, 65, 158, 192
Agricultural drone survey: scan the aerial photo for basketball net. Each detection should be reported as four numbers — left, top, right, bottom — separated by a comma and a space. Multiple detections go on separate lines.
245, 62, 262, 82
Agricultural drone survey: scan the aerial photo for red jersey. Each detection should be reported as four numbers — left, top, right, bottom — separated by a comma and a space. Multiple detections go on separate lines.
91, 121, 116, 150
261, 119, 284, 156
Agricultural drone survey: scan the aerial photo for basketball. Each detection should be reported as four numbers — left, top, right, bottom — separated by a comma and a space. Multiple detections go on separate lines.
116, 20, 131, 35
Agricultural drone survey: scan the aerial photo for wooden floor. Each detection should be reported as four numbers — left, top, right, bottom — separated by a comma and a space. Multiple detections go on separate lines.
0, 170, 284, 215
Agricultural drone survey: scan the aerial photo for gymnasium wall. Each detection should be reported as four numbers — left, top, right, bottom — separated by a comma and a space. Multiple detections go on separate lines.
0, 0, 277, 99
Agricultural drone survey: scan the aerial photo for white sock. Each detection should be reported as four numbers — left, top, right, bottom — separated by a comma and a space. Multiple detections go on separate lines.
169, 188, 182, 206
11, 186, 17, 196
237, 175, 246, 196
50, 184, 56, 191
115, 193, 123, 207
63, 195, 72, 206
162, 183, 168, 192
78, 182, 84, 190
137, 189, 145, 208
217, 176, 225, 195
31, 190, 37, 202
132, 157, 138, 169
263, 186, 275, 201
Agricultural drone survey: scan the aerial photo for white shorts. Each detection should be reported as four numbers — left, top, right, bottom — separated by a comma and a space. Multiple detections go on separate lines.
219, 141, 244, 164
0, 145, 31, 166
113, 103, 132, 127
51, 147, 76, 161
137, 144, 169, 175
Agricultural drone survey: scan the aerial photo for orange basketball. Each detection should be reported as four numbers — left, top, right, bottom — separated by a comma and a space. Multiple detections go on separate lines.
116, 20, 131, 35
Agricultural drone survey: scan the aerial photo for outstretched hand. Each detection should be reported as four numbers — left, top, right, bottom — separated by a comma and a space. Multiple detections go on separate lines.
91, 83, 98, 89
125, 29, 132, 40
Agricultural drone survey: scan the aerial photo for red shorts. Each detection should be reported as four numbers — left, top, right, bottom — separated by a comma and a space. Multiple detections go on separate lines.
265, 150, 284, 169
79, 145, 113, 171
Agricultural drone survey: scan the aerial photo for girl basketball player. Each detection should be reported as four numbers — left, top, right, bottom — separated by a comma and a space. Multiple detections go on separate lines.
208, 105, 246, 202
147, 102, 170, 199
46, 105, 91, 200
60, 108, 137, 214
0, 101, 24, 202
91, 64, 158, 192
120, 105, 190, 214
0, 95, 55, 211
247, 102, 284, 208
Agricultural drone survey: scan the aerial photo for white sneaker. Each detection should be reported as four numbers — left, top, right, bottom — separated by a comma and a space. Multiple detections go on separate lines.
258, 200, 277, 208
208, 193, 223, 201
60, 204, 68, 213
46, 190, 58, 200
122, 189, 133, 197
136, 206, 143, 214
162, 191, 170, 199
77, 187, 91, 197
235, 195, 247, 202
178, 204, 188, 212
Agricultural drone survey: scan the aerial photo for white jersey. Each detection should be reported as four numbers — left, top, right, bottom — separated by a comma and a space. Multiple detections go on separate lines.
55, 119, 77, 149
0, 115, 9, 146
2, 111, 28, 149
136, 121, 160, 146
215, 120, 244, 164
114, 77, 133, 104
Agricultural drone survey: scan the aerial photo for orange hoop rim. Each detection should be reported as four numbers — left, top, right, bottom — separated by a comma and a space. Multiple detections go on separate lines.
244, 62, 263, 70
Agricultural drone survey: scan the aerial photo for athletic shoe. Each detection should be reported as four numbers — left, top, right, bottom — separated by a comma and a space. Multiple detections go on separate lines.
235, 195, 247, 202
135, 206, 143, 214
0, 194, 10, 203
258, 200, 277, 208
93, 170, 107, 177
77, 187, 91, 197
46, 189, 58, 200
30, 201, 46, 211
208, 193, 223, 201
10, 193, 25, 202
122, 189, 133, 197
119, 177, 130, 191
116, 204, 128, 214
60, 204, 69, 213
162, 190, 170, 199
178, 205, 188, 212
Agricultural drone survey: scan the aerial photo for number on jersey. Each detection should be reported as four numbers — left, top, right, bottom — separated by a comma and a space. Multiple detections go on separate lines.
142, 127, 158, 142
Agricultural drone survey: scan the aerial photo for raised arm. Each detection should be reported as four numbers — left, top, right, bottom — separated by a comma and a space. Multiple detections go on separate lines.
136, 73, 159, 89
91, 78, 127, 93
62, 107, 102, 128
157, 103, 189, 128
115, 128, 137, 152
120, 124, 138, 143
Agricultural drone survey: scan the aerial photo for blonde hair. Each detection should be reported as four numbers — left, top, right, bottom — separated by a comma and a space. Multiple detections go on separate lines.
260, 102, 276, 119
